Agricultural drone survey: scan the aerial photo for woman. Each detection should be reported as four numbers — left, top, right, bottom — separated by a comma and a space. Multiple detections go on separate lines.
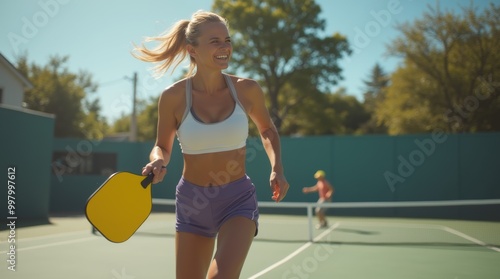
133, 10, 289, 279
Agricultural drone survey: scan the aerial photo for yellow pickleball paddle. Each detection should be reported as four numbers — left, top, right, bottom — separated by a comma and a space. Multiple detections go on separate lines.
85, 171, 155, 243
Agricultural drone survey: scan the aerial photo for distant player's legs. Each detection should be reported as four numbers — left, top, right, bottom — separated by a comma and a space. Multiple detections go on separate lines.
317, 210, 327, 225
315, 200, 328, 228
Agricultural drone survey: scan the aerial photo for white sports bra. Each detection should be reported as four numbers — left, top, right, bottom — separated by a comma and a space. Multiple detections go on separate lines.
176, 74, 249, 155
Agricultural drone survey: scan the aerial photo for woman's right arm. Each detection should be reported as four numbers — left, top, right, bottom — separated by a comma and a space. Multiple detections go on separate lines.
142, 85, 182, 184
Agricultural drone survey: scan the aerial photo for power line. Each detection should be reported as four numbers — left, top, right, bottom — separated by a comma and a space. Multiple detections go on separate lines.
98, 78, 126, 87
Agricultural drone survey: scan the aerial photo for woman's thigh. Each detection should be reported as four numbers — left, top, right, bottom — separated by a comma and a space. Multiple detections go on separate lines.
208, 216, 256, 279
176, 231, 215, 279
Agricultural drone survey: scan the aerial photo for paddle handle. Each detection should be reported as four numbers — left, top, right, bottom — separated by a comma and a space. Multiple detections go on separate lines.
140, 166, 166, 188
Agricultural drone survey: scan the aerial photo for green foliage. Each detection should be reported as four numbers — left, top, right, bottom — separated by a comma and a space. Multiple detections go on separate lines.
376, 62, 444, 134
110, 98, 158, 141
358, 63, 389, 134
82, 99, 109, 139
136, 97, 158, 141
16, 55, 104, 138
109, 114, 130, 136
213, 0, 351, 132
381, 2, 500, 134
363, 63, 389, 112
281, 86, 369, 135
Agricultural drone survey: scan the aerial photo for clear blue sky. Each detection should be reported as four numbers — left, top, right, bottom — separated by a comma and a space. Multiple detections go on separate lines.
1, 0, 495, 123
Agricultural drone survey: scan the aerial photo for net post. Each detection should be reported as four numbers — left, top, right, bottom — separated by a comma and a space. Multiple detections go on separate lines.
307, 204, 313, 242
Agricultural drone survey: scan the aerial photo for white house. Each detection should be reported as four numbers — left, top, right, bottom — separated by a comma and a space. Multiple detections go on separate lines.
0, 52, 33, 107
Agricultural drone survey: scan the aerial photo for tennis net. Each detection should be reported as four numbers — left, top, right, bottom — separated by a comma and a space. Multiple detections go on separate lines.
151, 198, 500, 242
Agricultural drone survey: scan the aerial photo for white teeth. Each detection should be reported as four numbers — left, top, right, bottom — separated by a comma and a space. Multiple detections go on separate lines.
216, 55, 228, 59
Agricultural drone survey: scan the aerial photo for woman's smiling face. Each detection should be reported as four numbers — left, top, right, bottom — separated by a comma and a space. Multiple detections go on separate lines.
189, 21, 232, 70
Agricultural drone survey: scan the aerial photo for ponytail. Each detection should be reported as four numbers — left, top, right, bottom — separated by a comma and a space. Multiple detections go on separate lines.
132, 11, 228, 78
132, 20, 191, 77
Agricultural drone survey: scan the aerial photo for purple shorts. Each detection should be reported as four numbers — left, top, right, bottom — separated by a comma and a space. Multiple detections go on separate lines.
175, 175, 259, 238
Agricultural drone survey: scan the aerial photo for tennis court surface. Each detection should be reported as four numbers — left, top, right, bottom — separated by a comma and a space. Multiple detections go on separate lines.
1, 203, 500, 279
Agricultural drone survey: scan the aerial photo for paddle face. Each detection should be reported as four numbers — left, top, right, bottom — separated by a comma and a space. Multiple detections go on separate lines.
85, 172, 154, 243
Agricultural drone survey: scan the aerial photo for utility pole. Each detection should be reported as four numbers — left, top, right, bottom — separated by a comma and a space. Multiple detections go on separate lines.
130, 72, 138, 142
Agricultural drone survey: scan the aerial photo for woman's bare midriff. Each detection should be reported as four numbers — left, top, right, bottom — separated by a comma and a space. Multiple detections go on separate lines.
182, 147, 247, 187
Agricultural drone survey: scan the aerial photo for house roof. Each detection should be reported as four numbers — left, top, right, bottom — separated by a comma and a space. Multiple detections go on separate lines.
0, 52, 33, 89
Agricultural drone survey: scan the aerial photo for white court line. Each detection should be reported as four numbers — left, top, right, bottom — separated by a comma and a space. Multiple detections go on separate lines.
441, 226, 500, 253
0, 229, 94, 253
248, 222, 340, 279
328, 220, 500, 253
0, 223, 174, 254
3, 229, 91, 243
0, 237, 97, 253
339, 221, 441, 230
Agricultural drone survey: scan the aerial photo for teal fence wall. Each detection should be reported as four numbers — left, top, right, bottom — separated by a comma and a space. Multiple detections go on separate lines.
48, 132, 500, 220
0, 106, 55, 224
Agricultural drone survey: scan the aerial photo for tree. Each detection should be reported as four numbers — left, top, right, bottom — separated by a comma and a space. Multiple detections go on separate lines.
110, 98, 156, 141
281, 87, 369, 135
330, 89, 371, 135
109, 113, 130, 137
358, 63, 389, 134
363, 63, 389, 112
376, 62, 443, 134
82, 98, 109, 140
213, 0, 351, 132
136, 97, 159, 141
17, 55, 102, 138
380, 2, 500, 134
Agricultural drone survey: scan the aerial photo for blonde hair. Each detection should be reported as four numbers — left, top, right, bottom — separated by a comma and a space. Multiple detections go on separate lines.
132, 11, 228, 77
